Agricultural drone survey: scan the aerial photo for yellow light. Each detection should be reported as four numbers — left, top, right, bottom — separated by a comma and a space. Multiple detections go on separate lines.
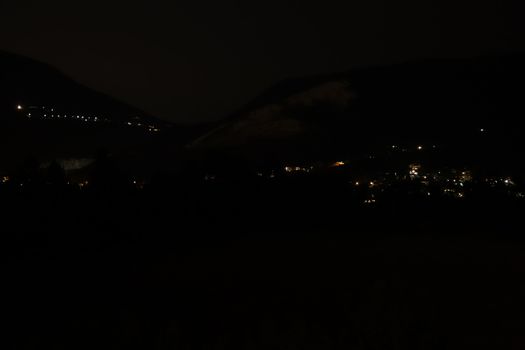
333, 161, 345, 167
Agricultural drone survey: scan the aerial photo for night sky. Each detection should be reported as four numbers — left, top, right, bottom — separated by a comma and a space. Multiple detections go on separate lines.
1, 0, 524, 123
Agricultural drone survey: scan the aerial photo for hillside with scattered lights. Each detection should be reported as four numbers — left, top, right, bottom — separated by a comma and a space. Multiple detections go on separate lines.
14, 104, 162, 133
1, 52, 525, 233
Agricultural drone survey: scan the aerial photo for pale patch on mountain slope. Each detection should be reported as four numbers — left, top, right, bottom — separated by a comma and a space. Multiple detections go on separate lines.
189, 80, 356, 148
286, 80, 356, 108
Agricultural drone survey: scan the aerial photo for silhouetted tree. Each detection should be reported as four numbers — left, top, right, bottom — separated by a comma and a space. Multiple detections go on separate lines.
90, 149, 124, 192
45, 160, 67, 187
15, 155, 43, 188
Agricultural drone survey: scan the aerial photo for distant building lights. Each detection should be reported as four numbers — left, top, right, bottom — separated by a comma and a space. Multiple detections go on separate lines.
409, 163, 421, 177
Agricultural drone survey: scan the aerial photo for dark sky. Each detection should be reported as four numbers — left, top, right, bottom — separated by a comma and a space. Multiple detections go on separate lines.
1, 0, 524, 123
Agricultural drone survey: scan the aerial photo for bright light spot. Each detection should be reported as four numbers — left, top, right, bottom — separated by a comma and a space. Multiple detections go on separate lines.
78, 180, 90, 188
332, 161, 345, 167
409, 163, 421, 177
480, 128, 485, 132
417, 145, 423, 150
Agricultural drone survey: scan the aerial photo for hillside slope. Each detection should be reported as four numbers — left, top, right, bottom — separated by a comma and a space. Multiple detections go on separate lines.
189, 53, 525, 166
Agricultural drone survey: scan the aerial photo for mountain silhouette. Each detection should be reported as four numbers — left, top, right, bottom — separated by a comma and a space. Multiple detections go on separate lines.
0, 50, 171, 173
189, 53, 525, 171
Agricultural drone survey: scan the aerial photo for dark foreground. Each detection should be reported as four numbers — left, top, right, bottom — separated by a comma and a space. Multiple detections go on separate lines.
3, 230, 525, 349
1, 175, 524, 349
